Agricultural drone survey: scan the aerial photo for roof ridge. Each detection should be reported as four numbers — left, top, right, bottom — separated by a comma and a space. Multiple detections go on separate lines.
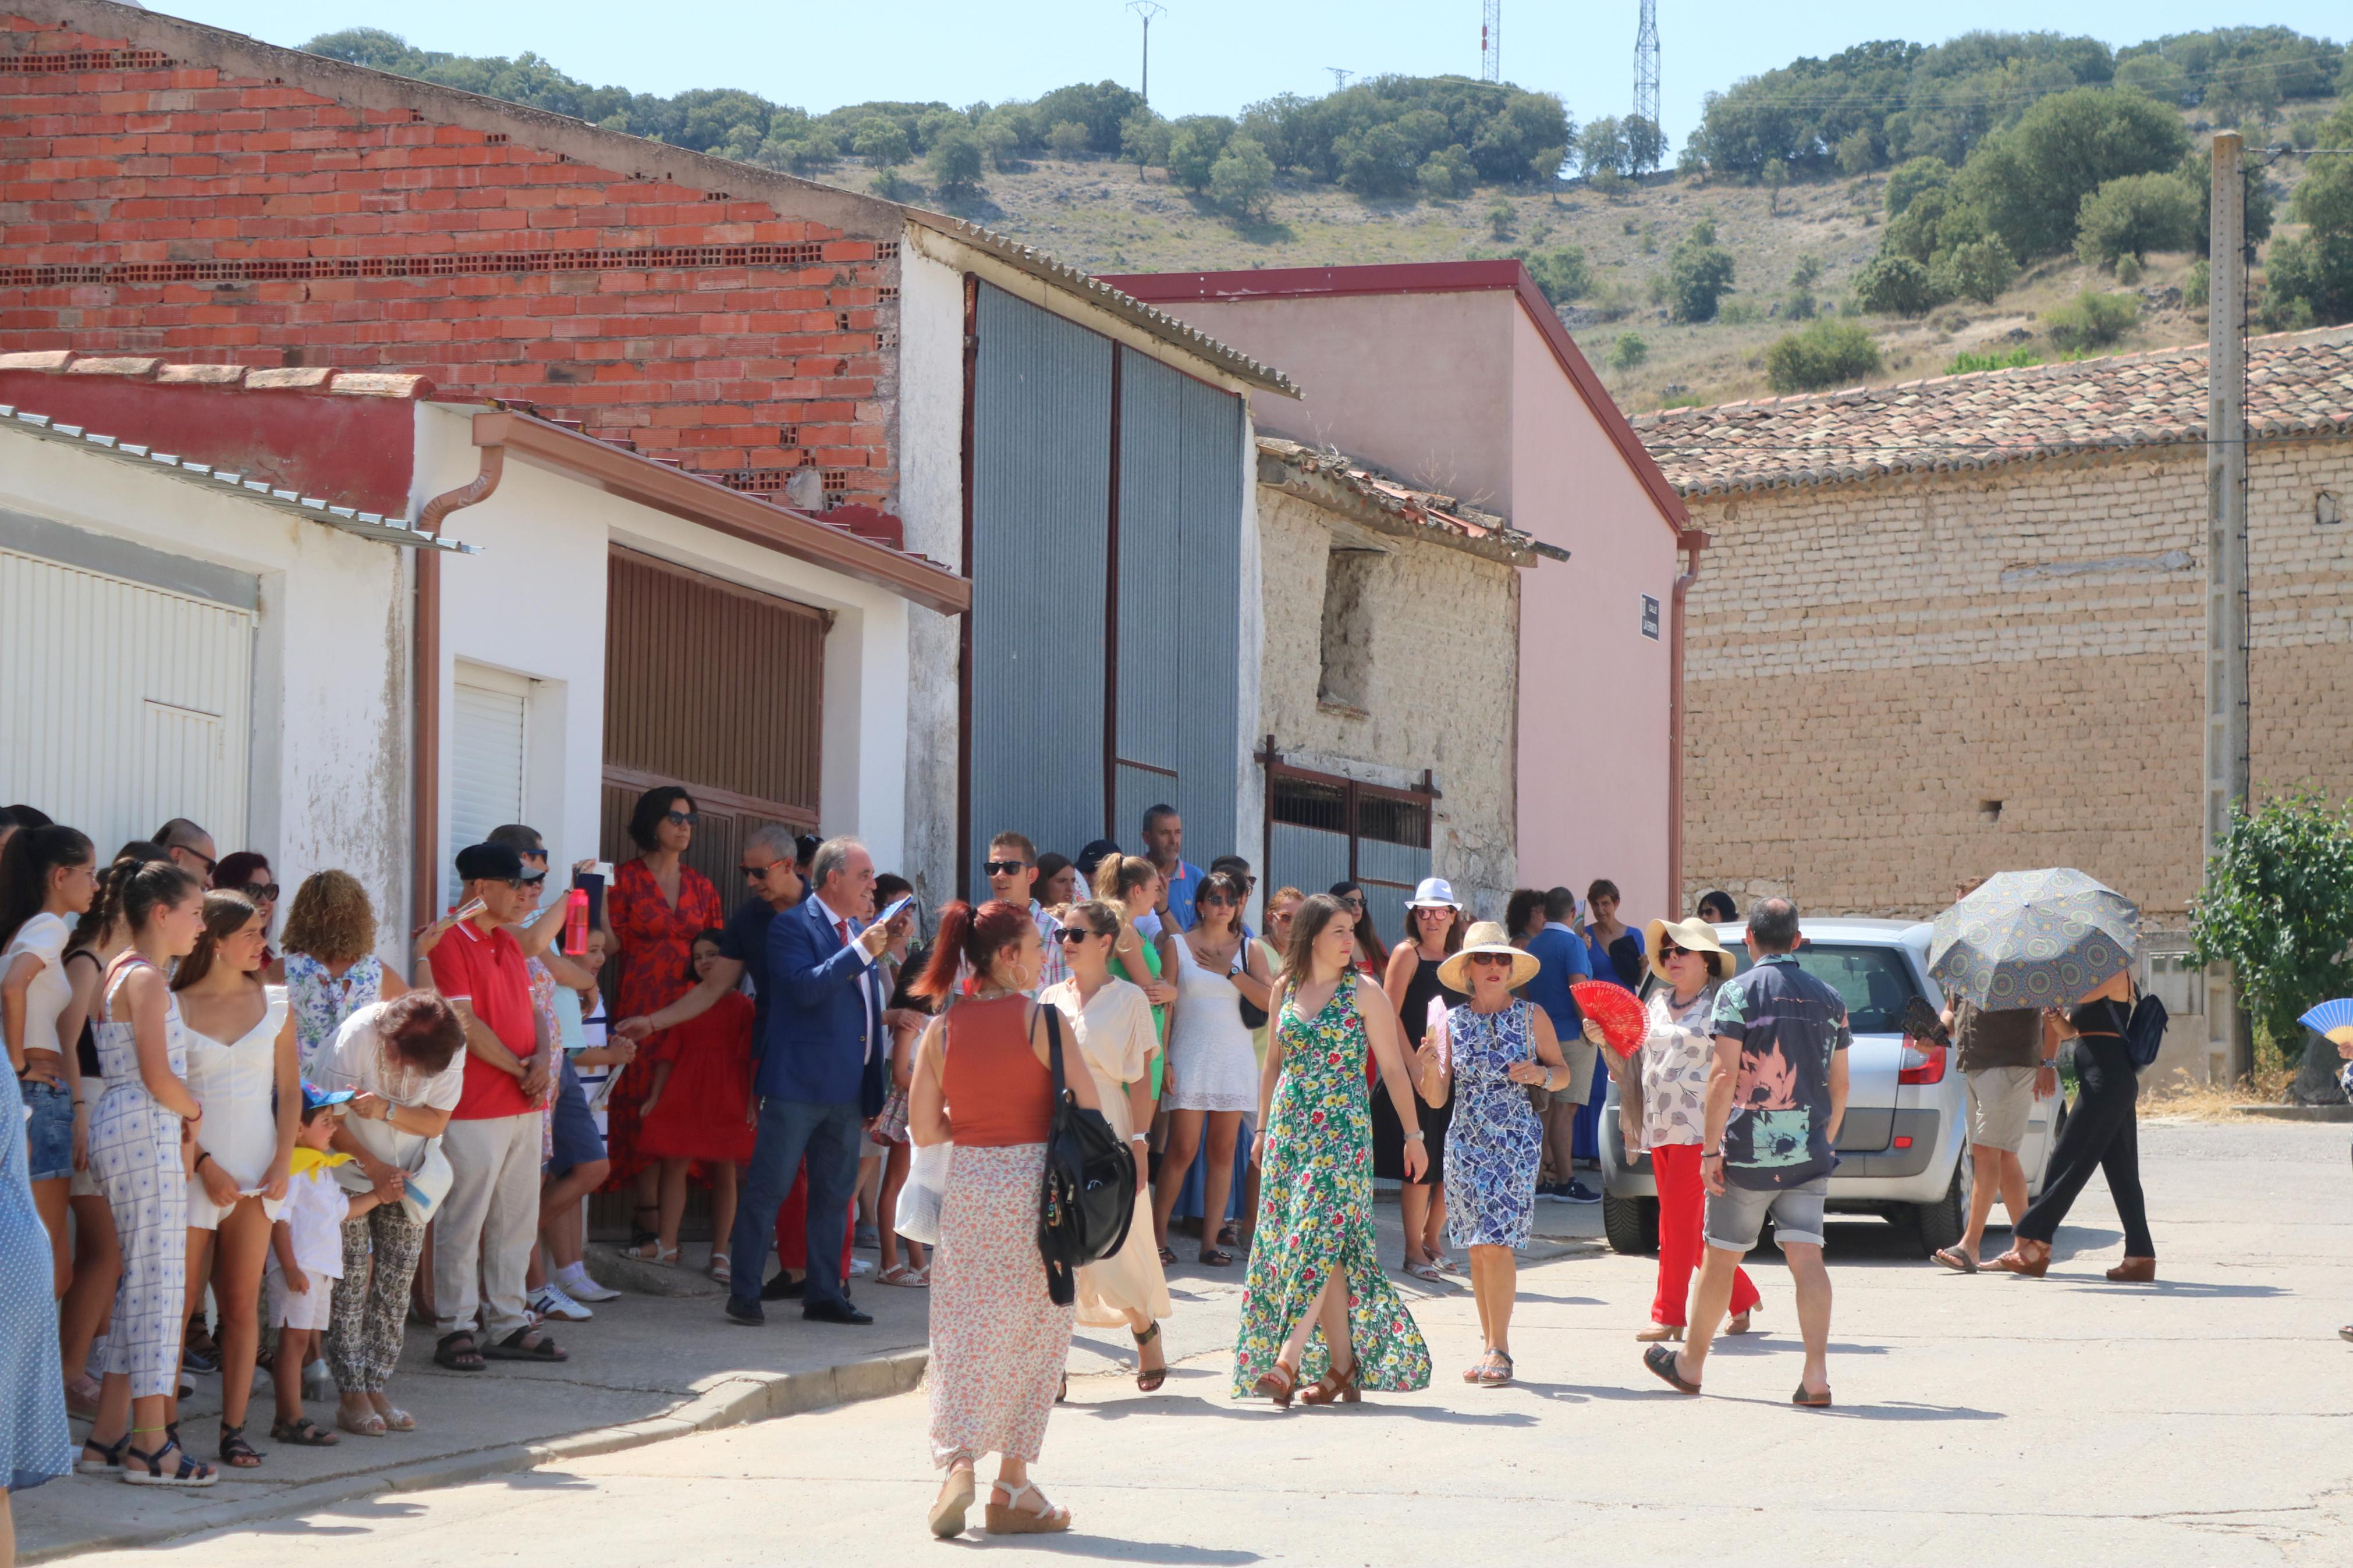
0, 349, 434, 397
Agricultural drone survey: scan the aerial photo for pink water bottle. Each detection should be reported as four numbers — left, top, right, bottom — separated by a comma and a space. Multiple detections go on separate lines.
564, 887, 590, 955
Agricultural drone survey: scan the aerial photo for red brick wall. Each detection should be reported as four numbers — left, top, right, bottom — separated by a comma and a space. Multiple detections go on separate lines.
0, 16, 895, 507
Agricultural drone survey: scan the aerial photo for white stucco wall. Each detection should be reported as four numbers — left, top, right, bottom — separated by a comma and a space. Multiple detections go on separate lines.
893, 237, 969, 908
0, 428, 412, 970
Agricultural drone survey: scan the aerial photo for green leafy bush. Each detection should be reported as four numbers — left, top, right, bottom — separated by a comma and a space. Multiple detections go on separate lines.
1945, 344, 2041, 375
1956, 88, 2187, 261
1666, 218, 1736, 322
1167, 116, 1235, 191
1208, 135, 1276, 221
853, 118, 911, 168
1486, 198, 1516, 239
1514, 247, 1593, 305
1045, 120, 1091, 158
2042, 290, 2140, 352
1855, 253, 1937, 316
1764, 318, 1883, 392
925, 128, 985, 195
1928, 236, 2018, 304
2191, 792, 2353, 1065
1609, 332, 1649, 370
2074, 172, 2199, 267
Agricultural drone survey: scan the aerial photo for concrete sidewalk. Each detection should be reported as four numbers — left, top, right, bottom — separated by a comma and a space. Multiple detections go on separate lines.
19, 1186, 1606, 1562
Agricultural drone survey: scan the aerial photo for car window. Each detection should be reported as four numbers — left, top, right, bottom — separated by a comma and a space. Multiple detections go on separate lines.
1721, 943, 1921, 1034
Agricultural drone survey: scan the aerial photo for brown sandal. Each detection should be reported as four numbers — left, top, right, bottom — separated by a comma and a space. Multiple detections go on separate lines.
1987, 1242, 2050, 1278
1198, 1246, 1234, 1267
1253, 1357, 1299, 1407
1133, 1322, 1166, 1393
1301, 1357, 1361, 1405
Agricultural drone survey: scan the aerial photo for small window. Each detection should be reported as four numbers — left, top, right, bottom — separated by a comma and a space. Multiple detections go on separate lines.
1317, 549, 1379, 713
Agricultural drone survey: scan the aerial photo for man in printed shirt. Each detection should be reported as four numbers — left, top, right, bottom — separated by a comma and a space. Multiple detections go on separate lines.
1643, 895, 1849, 1407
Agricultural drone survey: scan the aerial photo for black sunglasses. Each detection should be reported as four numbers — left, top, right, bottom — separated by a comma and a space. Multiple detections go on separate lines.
742, 861, 786, 880
1658, 940, 1687, 957
1053, 926, 1100, 945
184, 847, 218, 876
239, 881, 281, 903
1197, 892, 1234, 907
664, 809, 700, 827
984, 859, 1031, 876
1467, 952, 1513, 968
518, 871, 547, 888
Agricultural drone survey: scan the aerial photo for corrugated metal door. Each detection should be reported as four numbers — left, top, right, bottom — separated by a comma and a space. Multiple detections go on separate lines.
968, 283, 1112, 887
448, 669, 527, 908
601, 549, 821, 894
0, 545, 251, 853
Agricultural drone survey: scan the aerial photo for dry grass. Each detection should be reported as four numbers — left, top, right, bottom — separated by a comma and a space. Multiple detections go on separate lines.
2140, 1062, 2298, 1122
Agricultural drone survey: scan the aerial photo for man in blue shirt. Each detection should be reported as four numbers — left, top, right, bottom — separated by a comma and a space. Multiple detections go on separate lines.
723, 836, 908, 1328
1644, 896, 1849, 1406
1142, 803, 1204, 931
1523, 886, 1597, 1202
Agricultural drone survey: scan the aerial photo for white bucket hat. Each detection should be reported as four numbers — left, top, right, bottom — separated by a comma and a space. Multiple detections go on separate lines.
1406, 876, 1461, 910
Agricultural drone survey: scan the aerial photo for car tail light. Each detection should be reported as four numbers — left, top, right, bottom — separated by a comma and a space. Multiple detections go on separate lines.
1893, 1135, 1914, 1149
1897, 1041, 1948, 1085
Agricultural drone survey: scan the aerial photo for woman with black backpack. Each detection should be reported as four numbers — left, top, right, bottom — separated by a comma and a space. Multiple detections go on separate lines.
907, 900, 1105, 1541
1988, 969, 2155, 1282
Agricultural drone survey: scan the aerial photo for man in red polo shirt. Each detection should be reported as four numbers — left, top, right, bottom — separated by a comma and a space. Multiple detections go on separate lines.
418, 842, 567, 1368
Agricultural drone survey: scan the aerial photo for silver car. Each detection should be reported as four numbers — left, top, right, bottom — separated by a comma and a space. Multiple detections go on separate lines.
1599, 918, 2067, 1258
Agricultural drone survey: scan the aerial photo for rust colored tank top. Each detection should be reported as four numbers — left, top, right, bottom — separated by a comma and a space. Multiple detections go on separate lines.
942, 994, 1055, 1147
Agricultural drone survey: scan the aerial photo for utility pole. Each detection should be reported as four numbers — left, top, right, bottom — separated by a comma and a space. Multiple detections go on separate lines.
1634, 0, 1660, 133
1326, 67, 1352, 92
1128, 0, 1166, 106
1481, 0, 1500, 83
2203, 130, 2251, 1086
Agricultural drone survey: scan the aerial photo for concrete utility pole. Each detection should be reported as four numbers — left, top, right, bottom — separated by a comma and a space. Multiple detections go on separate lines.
2203, 129, 2251, 1085
1129, 0, 1166, 106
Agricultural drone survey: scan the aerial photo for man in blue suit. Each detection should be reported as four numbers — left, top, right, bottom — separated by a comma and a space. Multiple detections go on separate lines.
725, 836, 908, 1326
1523, 886, 1601, 1203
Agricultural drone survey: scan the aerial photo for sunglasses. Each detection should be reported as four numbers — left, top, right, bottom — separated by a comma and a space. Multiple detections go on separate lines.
239, 881, 281, 903
664, 809, 699, 827
184, 847, 218, 876
519, 871, 546, 888
1467, 953, 1513, 969
1055, 926, 1109, 944
1197, 893, 1234, 907
1659, 941, 1689, 958
1339, 894, 1364, 908
742, 861, 785, 880
984, 859, 1031, 876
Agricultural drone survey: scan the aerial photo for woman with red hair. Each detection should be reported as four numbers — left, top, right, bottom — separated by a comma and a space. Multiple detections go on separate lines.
908, 900, 1103, 1540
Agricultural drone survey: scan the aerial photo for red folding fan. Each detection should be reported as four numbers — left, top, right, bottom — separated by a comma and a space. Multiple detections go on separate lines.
1572, 980, 1649, 1057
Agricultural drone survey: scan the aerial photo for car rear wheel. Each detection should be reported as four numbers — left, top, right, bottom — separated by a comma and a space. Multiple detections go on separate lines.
1602, 1187, 1660, 1255
1906, 1161, 1969, 1257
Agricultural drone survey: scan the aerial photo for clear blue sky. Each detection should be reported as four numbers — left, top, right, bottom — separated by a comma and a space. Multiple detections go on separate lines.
171, 0, 2346, 148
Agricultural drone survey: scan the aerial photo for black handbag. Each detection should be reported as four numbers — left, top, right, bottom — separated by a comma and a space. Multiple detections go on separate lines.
1233, 947, 1268, 1031
1037, 1005, 1138, 1306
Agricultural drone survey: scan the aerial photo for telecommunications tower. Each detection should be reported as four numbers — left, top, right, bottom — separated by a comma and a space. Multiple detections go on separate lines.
1634, 0, 1659, 132
1480, 0, 1500, 83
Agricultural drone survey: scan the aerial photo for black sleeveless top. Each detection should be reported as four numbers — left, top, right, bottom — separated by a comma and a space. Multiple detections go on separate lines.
1399, 951, 1467, 1049
2070, 995, 2132, 1041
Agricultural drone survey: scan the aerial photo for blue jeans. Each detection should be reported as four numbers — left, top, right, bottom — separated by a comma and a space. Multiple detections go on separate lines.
729, 1097, 862, 1312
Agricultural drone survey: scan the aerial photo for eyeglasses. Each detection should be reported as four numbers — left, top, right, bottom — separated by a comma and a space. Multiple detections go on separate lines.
1197, 893, 1234, 908
182, 847, 218, 877
984, 859, 1030, 877
518, 872, 546, 889
1467, 953, 1513, 969
1338, 894, 1364, 908
1659, 941, 1688, 958
1055, 926, 1108, 945
742, 861, 783, 880
664, 810, 699, 827
240, 882, 281, 903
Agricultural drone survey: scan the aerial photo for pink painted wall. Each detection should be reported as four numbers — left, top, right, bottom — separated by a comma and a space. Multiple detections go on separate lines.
1506, 307, 1677, 922
1113, 280, 1678, 922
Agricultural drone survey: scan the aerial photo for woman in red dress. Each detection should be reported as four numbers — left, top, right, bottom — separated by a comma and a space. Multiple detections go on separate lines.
603, 785, 722, 1243
631, 930, 755, 1281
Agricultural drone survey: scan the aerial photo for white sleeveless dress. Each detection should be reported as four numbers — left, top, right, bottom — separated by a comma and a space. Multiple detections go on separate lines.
184, 984, 291, 1229
1165, 936, 1259, 1114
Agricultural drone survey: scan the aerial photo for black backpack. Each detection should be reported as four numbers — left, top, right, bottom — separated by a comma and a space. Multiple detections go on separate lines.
1037, 1005, 1138, 1306
2124, 991, 2169, 1071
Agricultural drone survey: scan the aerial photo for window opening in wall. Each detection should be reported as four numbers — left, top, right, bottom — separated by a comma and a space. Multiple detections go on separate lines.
1317, 549, 1379, 713
2319, 490, 2343, 527
1978, 799, 2003, 824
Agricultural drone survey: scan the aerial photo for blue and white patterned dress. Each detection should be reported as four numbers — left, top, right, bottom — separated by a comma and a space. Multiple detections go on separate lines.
1442, 1000, 1545, 1250
1, 1058, 72, 1490
285, 952, 385, 1070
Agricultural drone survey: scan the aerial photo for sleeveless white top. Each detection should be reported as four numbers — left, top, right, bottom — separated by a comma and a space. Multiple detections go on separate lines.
1165, 934, 1259, 1114
184, 983, 290, 1225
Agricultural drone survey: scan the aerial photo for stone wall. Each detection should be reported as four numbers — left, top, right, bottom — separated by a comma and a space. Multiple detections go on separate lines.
1256, 485, 1522, 916
1678, 438, 2353, 920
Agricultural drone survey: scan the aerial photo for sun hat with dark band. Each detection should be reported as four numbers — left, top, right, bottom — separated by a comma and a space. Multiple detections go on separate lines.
1438, 920, 1541, 991
1645, 916, 1735, 984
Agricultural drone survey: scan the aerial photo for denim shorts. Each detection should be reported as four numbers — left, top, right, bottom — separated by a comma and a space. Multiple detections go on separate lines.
545, 1059, 605, 1177
20, 1076, 74, 1183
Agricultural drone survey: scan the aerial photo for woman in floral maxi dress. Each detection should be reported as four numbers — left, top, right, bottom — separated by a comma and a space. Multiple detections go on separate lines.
1231, 894, 1432, 1407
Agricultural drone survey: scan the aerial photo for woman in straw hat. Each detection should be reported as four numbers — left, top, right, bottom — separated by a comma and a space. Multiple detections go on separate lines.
1597, 916, 1761, 1342
1418, 922, 1570, 1388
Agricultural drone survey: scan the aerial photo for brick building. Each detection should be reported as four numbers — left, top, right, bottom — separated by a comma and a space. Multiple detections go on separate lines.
1, 0, 1294, 912
1634, 326, 2353, 934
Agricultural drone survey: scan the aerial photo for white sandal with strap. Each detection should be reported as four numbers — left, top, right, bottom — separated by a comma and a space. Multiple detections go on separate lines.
984, 1480, 1071, 1535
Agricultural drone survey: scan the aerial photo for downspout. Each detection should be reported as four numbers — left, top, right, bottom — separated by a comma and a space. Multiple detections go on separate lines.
409, 416, 509, 941
1667, 525, 1710, 919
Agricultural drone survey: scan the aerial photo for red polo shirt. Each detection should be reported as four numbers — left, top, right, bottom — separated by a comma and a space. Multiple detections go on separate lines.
432, 920, 537, 1120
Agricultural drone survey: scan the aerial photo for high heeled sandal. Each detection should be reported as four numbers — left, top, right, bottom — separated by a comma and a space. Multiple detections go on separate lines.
984, 1480, 1071, 1535
1987, 1243, 2050, 1278
1253, 1357, 1299, 1407
928, 1469, 977, 1538
1300, 1357, 1361, 1405
1133, 1321, 1167, 1393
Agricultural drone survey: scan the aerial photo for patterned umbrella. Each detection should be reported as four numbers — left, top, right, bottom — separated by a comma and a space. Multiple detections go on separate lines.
1927, 868, 2139, 1009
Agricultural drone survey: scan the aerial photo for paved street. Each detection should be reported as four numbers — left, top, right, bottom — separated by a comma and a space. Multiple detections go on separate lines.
49, 1120, 2353, 1566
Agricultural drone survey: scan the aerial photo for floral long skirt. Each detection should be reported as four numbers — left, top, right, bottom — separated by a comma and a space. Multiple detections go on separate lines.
927, 1143, 1073, 1469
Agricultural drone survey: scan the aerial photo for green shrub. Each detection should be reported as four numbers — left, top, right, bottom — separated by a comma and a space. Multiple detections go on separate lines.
852, 117, 911, 168
1883, 156, 1953, 219
1784, 289, 1818, 320
925, 128, 985, 195
1119, 110, 1170, 173
1717, 298, 1761, 325
1927, 236, 2018, 304
2113, 253, 2143, 286
1166, 115, 1235, 191
1045, 120, 1091, 158
1854, 253, 1937, 316
2073, 172, 2199, 268
2191, 791, 2353, 1065
1517, 246, 1593, 304
2185, 259, 2209, 310
1208, 134, 1276, 221
1609, 332, 1649, 370
2042, 290, 2140, 353
1955, 88, 2188, 261
1764, 318, 1882, 393
1945, 344, 2041, 375
1666, 218, 1736, 322
1486, 198, 1516, 239
1418, 148, 1473, 200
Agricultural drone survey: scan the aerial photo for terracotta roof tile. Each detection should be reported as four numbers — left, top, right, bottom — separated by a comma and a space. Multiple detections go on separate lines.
1632, 325, 2353, 496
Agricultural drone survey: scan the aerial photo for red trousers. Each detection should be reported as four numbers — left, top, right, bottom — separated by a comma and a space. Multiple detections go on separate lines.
773, 1160, 854, 1277
1652, 1142, 1762, 1328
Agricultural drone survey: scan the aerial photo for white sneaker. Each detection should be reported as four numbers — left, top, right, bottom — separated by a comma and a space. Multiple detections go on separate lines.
556, 1265, 620, 1303
848, 1257, 876, 1279
530, 1283, 592, 1322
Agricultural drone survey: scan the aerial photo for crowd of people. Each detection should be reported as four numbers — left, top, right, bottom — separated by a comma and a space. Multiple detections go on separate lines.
0, 790, 2172, 1549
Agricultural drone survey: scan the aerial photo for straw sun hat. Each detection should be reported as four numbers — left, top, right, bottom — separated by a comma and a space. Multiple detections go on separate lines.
1438, 920, 1541, 991
1644, 915, 1735, 984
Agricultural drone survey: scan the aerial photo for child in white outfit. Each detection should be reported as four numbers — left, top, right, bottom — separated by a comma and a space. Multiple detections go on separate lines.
267, 1083, 380, 1445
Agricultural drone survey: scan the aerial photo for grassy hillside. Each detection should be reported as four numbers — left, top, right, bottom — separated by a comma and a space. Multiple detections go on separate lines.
927, 123, 2330, 413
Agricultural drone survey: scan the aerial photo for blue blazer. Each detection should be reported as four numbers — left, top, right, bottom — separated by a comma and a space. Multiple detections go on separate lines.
758, 897, 888, 1112
1523, 925, 1593, 1038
